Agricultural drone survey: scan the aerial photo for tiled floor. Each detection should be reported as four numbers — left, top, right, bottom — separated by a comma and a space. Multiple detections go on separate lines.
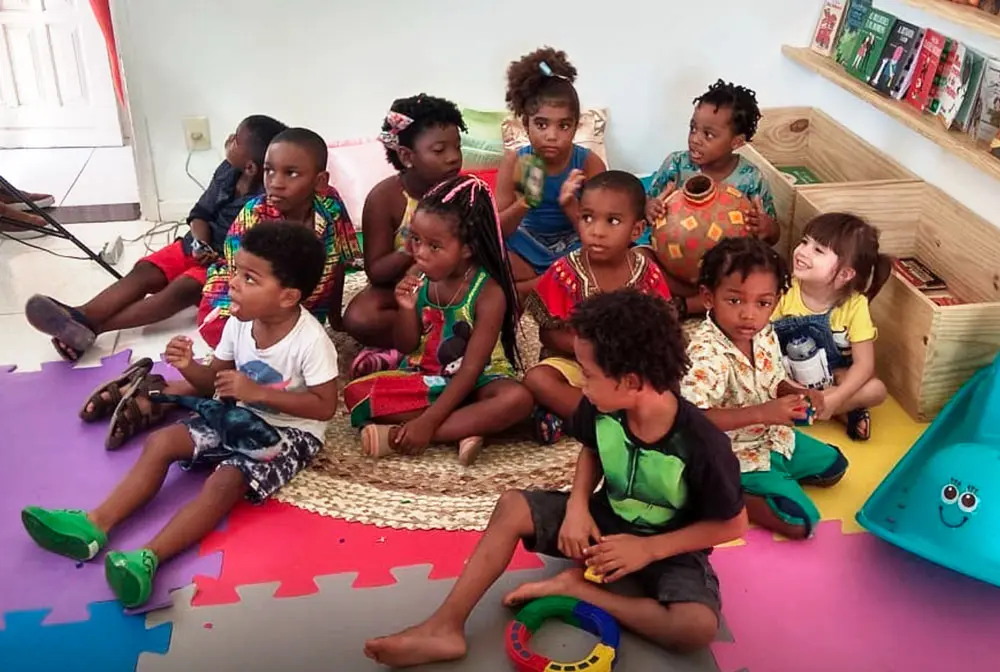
1, 146, 139, 207
0, 219, 212, 372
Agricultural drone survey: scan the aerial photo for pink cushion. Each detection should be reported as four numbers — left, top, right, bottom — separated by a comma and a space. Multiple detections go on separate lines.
326, 138, 396, 228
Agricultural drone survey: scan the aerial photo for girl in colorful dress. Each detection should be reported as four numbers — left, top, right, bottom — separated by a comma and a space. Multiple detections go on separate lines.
771, 213, 890, 441
343, 174, 533, 465
523, 171, 672, 443
496, 47, 606, 300
343, 95, 467, 377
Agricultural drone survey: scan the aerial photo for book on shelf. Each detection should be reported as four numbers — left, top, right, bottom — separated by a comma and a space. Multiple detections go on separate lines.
953, 48, 987, 133
935, 41, 969, 129
835, 0, 873, 66
811, 0, 848, 57
894, 257, 946, 291
844, 9, 897, 84
927, 38, 957, 116
870, 19, 923, 97
904, 29, 947, 113
971, 58, 1000, 145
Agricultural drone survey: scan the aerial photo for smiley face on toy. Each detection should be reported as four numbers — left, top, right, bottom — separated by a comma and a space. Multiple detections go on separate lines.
938, 478, 981, 529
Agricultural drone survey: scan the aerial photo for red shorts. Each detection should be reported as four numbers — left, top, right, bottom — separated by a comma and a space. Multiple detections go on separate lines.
140, 240, 208, 285
195, 299, 228, 349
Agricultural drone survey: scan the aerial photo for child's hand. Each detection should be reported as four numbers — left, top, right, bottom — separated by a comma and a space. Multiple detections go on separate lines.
804, 389, 827, 420
817, 387, 841, 421
558, 169, 587, 208
193, 247, 218, 267
557, 505, 601, 560
761, 394, 809, 426
392, 416, 436, 455
644, 182, 676, 223
583, 534, 655, 583
394, 274, 424, 311
214, 370, 261, 404
744, 196, 775, 240
164, 336, 195, 370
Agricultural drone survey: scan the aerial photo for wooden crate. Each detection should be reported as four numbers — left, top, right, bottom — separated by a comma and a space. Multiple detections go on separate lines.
793, 182, 1000, 422
738, 106, 919, 258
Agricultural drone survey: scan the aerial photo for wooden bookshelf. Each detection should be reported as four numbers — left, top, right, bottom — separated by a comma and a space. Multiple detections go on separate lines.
900, 0, 1000, 40
781, 45, 1000, 183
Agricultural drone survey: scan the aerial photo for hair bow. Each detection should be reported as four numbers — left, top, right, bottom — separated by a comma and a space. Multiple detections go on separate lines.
379, 111, 415, 151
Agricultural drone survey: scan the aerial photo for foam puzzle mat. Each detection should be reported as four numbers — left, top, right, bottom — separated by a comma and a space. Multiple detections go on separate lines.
5, 344, 988, 672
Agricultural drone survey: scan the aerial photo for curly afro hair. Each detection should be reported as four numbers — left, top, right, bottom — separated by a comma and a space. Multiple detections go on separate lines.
505, 46, 580, 121
382, 94, 466, 171
694, 79, 762, 141
697, 236, 790, 295
570, 289, 689, 394
240, 220, 326, 300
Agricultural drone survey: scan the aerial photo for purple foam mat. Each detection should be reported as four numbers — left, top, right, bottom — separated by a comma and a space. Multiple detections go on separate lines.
0, 351, 222, 625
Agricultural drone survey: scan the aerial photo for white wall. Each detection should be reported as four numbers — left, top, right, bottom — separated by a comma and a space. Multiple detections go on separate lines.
112, 0, 1000, 228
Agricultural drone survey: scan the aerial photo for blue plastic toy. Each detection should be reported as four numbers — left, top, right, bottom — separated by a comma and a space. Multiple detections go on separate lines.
857, 353, 1000, 587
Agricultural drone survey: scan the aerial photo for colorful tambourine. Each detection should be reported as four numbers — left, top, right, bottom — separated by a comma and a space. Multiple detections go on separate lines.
505, 595, 620, 671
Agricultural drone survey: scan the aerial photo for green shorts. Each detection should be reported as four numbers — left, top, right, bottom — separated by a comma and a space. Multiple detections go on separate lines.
740, 431, 848, 537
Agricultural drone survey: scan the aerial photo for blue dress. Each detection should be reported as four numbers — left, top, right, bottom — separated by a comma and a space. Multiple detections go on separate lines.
507, 144, 590, 275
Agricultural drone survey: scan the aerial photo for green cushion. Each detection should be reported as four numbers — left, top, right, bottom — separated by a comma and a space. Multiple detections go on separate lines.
460, 107, 507, 144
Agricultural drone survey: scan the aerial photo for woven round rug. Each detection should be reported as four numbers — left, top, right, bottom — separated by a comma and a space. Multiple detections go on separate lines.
275, 273, 581, 531
276, 273, 701, 530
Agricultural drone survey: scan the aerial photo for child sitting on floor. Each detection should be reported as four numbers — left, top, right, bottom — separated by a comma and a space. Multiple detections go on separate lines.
343, 94, 466, 376
643, 81, 778, 320
77, 128, 359, 451
496, 46, 606, 300
343, 174, 533, 466
24, 115, 287, 361
772, 213, 890, 441
363, 290, 747, 667
681, 237, 847, 540
21, 222, 339, 609
523, 170, 671, 443
197, 127, 360, 348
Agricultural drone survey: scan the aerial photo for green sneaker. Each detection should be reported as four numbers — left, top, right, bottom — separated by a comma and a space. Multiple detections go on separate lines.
104, 549, 159, 609
21, 507, 107, 561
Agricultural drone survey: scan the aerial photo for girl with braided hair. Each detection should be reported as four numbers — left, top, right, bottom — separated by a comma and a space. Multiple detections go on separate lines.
343, 174, 533, 465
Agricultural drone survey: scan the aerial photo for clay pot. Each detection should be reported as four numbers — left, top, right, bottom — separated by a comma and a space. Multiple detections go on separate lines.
651, 174, 751, 285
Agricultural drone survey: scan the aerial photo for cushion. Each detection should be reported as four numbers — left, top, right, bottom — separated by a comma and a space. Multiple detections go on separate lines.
461, 136, 505, 170
460, 107, 508, 145
326, 138, 396, 229
462, 167, 499, 195
501, 107, 610, 166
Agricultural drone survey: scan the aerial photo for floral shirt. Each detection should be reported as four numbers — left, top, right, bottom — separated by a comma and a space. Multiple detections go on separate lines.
680, 317, 795, 473
647, 150, 777, 219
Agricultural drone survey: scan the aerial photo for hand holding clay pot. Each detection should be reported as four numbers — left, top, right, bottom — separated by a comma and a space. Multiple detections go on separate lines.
650, 174, 751, 285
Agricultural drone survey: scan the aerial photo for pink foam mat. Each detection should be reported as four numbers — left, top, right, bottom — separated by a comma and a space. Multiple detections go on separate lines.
710, 521, 1000, 671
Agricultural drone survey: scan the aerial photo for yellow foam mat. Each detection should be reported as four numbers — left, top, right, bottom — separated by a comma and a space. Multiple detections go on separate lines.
717, 396, 928, 547
803, 396, 927, 533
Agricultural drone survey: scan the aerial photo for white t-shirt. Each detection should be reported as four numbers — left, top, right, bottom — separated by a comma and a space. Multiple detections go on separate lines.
215, 307, 339, 441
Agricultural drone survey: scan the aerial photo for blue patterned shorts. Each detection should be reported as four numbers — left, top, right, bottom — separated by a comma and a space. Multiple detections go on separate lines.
179, 416, 322, 503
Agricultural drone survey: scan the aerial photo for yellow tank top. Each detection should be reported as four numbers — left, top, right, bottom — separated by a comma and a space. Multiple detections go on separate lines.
393, 191, 419, 252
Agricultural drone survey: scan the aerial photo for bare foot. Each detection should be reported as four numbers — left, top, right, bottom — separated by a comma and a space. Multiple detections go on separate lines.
363, 618, 467, 668
502, 567, 587, 607
457, 436, 483, 466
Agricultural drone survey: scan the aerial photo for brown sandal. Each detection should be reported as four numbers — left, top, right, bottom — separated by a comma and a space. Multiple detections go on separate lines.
79, 357, 154, 423
105, 373, 168, 450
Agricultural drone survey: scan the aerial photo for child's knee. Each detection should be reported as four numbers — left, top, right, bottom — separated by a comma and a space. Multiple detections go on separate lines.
665, 603, 718, 653
202, 466, 248, 503
505, 383, 535, 418
868, 376, 888, 404
492, 490, 530, 524
523, 365, 559, 396
143, 425, 194, 462
804, 446, 849, 488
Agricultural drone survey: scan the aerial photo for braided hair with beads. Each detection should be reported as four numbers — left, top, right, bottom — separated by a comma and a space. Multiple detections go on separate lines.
694, 80, 762, 141
417, 174, 522, 370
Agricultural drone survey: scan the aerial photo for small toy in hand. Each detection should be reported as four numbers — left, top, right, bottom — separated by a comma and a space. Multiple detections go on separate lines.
794, 397, 817, 426
518, 154, 546, 208
584, 564, 604, 584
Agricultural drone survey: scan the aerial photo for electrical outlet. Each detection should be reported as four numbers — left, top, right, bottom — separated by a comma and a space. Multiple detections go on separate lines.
182, 116, 211, 152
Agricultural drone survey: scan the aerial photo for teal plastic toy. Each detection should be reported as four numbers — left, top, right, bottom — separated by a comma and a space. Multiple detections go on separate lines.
857, 353, 1000, 587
